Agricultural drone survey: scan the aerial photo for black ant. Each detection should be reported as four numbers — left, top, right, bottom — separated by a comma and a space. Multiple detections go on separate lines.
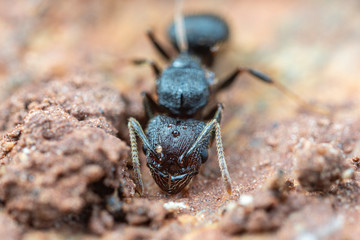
128, 0, 327, 196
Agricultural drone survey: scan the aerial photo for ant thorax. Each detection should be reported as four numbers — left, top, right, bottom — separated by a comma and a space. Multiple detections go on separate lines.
156, 53, 211, 116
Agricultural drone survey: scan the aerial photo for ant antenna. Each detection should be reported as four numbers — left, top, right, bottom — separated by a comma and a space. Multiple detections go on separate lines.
174, 0, 188, 52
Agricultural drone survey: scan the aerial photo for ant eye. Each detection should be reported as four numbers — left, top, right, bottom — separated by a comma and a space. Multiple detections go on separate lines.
172, 130, 180, 137
200, 149, 208, 163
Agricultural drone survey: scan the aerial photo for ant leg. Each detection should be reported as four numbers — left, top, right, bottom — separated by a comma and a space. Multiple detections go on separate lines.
128, 118, 159, 195
213, 68, 272, 93
147, 30, 172, 61
132, 59, 161, 78
142, 92, 159, 119
203, 103, 223, 123
202, 103, 223, 146
214, 68, 330, 115
212, 116, 232, 195
182, 105, 232, 194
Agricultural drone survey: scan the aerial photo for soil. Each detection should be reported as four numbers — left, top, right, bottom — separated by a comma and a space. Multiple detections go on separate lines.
0, 0, 360, 239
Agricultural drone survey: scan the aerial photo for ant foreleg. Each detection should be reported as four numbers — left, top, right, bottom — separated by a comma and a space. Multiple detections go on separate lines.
147, 30, 172, 60
182, 104, 232, 194
213, 117, 232, 195
128, 118, 160, 195
210, 104, 232, 194
132, 59, 161, 78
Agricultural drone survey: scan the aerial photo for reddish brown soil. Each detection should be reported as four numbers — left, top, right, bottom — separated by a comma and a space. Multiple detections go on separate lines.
0, 0, 360, 239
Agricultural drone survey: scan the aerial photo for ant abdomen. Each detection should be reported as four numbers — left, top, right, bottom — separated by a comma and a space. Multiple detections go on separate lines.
168, 14, 229, 66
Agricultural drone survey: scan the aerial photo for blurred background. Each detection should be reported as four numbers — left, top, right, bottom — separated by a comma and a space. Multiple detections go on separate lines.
0, 0, 359, 123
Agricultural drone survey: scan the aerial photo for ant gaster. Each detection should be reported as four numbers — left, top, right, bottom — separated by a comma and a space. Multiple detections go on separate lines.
128, 0, 325, 195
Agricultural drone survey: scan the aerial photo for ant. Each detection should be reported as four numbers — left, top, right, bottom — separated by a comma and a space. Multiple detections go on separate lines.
128, 0, 326, 196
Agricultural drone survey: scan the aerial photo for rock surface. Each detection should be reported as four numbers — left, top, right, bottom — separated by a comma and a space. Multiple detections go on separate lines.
1, 0, 360, 239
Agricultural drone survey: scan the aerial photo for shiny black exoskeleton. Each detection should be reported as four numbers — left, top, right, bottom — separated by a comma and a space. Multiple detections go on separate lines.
168, 14, 229, 67
144, 116, 208, 194
129, 8, 284, 195
156, 52, 212, 116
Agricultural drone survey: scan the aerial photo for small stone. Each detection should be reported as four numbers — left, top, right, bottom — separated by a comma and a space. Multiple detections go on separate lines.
341, 168, 354, 180
239, 194, 254, 206
2, 142, 15, 152
163, 201, 189, 213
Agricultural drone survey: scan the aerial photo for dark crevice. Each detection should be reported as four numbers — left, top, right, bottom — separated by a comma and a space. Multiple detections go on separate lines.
89, 177, 115, 197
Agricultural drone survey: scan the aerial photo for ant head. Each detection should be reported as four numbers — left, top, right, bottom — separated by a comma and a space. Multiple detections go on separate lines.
144, 115, 209, 194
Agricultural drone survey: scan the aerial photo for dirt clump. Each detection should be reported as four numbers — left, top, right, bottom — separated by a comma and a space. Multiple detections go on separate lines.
330, 181, 360, 204
277, 201, 343, 240
0, 212, 22, 240
122, 198, 169, 227
101, 223, 186, 240
0, 75, 129, 139
0, 76, 136, 229
89, 206, 115, 235
88, 198, 171, 235
294, 138, 353, 192
220, 172, 305, 235
104, 226, 155, 240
